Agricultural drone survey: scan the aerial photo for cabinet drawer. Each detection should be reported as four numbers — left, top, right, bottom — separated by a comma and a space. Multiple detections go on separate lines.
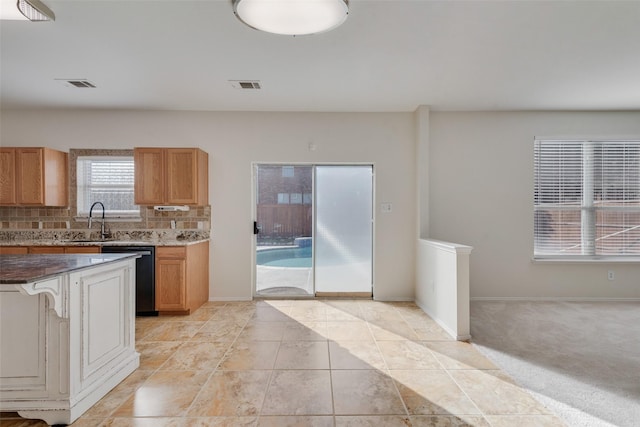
65, 246, 101, 254
0, 247, 28, 254
29, 247, 65, 254
156, 246, 186, 258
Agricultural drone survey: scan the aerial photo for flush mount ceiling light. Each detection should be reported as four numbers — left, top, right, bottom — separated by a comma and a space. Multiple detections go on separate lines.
17, 0, 55, 21
232, 0, 348, 36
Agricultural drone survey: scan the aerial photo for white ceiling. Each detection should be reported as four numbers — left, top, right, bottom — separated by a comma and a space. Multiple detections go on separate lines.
1, 0, 639, 112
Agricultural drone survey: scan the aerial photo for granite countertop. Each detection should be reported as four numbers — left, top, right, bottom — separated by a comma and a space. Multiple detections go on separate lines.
0, 239, 210, 247
0, 253, 139, 284
0, 231, 210, 247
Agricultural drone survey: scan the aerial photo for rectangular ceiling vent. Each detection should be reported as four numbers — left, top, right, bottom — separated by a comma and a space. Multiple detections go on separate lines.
229, 80, 261, 90
67, 80, 96, 88
55, 79, 96, 88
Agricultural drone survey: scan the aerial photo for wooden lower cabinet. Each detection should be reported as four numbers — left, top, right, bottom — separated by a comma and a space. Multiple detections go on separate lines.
28, 246, 65, 254
155, 241, 209, 314
155, 255, 186, 311
0, 247, 28, 254
63, 246, 101, 254
27, 246, 101, 254
1, 246, 101, 254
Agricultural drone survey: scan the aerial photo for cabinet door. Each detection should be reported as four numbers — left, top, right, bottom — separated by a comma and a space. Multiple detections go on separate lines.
0, 291, 47, 392
166, 149, 198, 204
155, 257, 186, 311
134, 148, 165, 205
29, 247, 65, 254
42, 148, 68, 206
65, 246, 101, 254
16, 148, 44, 205
0, 148, 16, 205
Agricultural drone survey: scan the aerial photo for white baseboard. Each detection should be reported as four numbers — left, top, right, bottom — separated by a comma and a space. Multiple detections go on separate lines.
414, 299, 469, 341
471, 296, 640, 302
210, 296, 418, 302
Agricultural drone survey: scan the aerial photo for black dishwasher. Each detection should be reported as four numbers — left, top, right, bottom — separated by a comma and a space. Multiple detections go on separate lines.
102, 246, 157, 316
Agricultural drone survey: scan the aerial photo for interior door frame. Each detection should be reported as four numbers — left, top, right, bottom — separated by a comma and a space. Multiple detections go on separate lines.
251, 162, 376, 299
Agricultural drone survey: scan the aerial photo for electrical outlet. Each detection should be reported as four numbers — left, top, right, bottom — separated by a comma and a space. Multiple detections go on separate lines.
608, 270, 615, 281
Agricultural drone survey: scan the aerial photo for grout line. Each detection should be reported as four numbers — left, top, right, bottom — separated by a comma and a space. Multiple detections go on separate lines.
442, 367, 491, 425
182, 303, 251, 417
367, 305, 411, 419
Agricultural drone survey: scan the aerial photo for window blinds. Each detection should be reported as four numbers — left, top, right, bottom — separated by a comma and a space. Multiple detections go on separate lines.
534, 140, 640, 257
77, 156, 138, 216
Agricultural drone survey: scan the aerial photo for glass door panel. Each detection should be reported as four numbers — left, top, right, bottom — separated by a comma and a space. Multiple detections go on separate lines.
315, 165, 373, 294
255, 165, 313, 296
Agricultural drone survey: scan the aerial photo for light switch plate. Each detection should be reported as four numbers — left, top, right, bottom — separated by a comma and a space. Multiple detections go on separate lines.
380, 202, 393, 213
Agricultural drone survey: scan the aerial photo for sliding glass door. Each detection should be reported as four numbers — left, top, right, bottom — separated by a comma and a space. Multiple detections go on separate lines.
254, 164, 373, 297
255, 165, 313, 296
315, 165, 373, 295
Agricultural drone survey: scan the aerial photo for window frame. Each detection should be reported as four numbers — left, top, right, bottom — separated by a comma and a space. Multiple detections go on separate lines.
70, 149, 141, 221
277, 193, 290, 204
282, 166, 295, 178
533, 138, 640, 261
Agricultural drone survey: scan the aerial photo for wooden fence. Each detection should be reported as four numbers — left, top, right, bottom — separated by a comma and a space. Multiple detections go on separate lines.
257, 205, 312, 240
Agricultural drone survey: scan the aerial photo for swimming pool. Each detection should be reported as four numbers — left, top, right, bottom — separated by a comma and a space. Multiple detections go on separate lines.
256, 246, 312, 268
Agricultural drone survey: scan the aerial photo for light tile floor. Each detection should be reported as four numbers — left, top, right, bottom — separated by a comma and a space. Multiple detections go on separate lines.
1, 300, 566, 427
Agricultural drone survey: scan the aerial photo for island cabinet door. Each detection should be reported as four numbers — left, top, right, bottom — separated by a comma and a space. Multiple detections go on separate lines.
0, 291, 47, 396
69, 260, 136, 392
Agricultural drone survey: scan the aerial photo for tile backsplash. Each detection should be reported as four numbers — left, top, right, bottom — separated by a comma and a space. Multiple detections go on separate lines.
0, 205, 210, 231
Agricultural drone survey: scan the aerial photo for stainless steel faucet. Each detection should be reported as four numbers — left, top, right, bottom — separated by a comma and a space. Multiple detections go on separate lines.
88, 201, 109, 240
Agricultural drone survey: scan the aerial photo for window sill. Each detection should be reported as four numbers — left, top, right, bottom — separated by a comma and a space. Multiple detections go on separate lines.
532, 257, 640, 264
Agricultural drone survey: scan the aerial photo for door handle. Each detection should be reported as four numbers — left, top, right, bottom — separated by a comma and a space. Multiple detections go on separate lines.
253, 221, 260, 235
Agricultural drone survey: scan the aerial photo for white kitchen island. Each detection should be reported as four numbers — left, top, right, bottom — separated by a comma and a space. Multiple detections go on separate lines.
0, 254, 140, 425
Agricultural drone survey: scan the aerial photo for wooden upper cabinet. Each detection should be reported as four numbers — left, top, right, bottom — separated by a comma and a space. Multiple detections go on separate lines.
0, 147, 68, 207
0, 148, 17, 205
134, 147, 208, 206
134, 148, 165, 205
166, 148, 209, 205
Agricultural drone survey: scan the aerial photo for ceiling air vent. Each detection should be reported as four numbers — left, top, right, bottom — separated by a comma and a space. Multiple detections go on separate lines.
55, 79, 96, 88
229, 80, 261, 90
67, 80, 96, 88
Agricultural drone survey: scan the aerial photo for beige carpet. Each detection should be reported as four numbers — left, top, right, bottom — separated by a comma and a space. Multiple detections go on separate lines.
470, 300, 640, 427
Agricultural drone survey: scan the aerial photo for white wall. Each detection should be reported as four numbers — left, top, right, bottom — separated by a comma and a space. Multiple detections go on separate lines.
429, 111, 640, 299
0, 109, 417, 301
4, 108, 639, 300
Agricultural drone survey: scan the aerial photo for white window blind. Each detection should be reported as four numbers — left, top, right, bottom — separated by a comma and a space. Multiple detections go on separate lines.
77, 156, 139, 217
534, 140, 640, 258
